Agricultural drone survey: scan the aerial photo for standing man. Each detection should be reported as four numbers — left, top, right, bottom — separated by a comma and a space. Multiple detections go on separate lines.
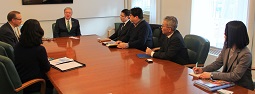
146, 16, 189, 65
117, 7, 153, 51
54, 7, 81, 38
109, 9, 132, 41
0, 11, 22, 47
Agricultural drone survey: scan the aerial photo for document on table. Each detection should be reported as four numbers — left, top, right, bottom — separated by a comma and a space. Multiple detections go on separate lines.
49, 57, 86, 72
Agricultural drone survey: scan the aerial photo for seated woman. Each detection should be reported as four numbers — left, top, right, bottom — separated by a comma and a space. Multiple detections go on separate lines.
193, 21, 254, 90
14, 19, 53, 93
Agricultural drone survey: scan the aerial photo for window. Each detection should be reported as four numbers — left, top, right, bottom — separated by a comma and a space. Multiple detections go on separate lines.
190, 0, 248, 48
131, 0, 150, 14
131, 0, 151, 23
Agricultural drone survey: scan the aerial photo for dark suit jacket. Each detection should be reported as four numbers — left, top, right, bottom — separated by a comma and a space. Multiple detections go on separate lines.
14, 43, 51, 93
54, 17, 81, 38
109, 20, 131, 41
153, 30, 189, 65
202, 45, 254, 90
121, 20, 153, 51
0, 22, 18, 47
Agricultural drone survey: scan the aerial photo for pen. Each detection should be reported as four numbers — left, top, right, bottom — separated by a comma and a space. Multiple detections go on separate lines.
195, 62, 198, 68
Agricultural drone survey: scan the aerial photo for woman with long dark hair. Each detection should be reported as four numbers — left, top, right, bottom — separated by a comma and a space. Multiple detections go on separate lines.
193, 21, 253, 90
14, 19, 53, 93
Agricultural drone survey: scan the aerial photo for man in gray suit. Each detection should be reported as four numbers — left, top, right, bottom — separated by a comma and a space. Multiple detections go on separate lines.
0, 11, 22, 47
193, 21, 253, 90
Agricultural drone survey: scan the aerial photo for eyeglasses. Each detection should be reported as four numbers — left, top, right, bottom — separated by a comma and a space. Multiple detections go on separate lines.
161, 25, 171, 28
14, 18, 22, 20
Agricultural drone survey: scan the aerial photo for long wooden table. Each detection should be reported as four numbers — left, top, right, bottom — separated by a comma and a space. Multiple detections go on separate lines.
43, 35, 254, 94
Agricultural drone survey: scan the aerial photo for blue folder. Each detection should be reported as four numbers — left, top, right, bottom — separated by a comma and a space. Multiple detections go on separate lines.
136, 54, 151, 58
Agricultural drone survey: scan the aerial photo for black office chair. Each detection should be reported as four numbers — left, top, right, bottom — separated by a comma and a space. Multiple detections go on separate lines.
149, 24, 163, 48
0, 55, 46, 94
184, 34, 210, 67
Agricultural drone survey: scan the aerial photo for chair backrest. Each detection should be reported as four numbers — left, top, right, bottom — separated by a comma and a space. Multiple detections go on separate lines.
52, 23, 57, 38
149, 24, 163, 48
0, 41, 14, 62
184, 34, 210, 64
0, 55, 23, 94
0, 46, 8, 57
114, 23, 122, 31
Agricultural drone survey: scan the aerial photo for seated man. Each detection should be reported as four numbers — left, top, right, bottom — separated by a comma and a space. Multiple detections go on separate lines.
0, 11, 22, 47
146, 16, 189, 65
98, 9, 132, 42
117, 7, 153, 51
109, 9, 132, 41
54, 7, 81, 38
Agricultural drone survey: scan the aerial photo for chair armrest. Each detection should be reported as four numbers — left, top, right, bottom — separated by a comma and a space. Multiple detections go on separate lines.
107, 28, 115, 37
15, 78, 46, 94
184, 64, 204, 68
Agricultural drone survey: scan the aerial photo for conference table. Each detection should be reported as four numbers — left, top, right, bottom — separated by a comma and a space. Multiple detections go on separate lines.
43, 35, 254, 94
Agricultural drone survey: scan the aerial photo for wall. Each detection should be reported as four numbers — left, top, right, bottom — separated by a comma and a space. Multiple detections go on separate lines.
0, 0, 124, 38
161, 0, 192, 37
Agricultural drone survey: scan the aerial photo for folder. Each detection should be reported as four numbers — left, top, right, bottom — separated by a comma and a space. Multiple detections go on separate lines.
49, 57, 86, 72
137, 54, 151, 58
194, 79, 235, 91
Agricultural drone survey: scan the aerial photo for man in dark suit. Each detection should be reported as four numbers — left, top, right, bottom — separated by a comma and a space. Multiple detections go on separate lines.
0, 11, 22, 47
146, 16, 189, 65
54, 7, 81, 38
117, 7, 153, 51
109, 9, 132, 41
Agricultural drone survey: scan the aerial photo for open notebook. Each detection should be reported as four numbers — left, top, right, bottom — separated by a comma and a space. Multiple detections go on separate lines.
49, 57, 85, 72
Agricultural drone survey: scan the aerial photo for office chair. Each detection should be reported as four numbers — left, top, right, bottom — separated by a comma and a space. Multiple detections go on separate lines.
52, 23, 57, 38
0, 55, 46, 94
108, 22, 122, 37
184, 34, 210, 68
149, 24, 163, 48
0, 41, 14, 62
0, 46, 8, 56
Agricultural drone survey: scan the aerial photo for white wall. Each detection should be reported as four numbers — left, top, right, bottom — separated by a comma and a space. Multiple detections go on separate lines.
0, 0, 124, 38
161, 0, 192, 37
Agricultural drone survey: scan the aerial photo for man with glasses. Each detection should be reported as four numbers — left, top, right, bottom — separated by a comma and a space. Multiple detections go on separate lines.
145, 16, 189, 65
54, 7, 81, 38
0, 11, 22, 47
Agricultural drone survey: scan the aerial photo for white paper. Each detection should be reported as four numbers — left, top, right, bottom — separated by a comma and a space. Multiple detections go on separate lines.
49, 57, 73, 66
55, 61, 83, 71
189, 72, 201, 78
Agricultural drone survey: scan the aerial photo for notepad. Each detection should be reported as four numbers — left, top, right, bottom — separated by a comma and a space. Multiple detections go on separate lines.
49, 57, 85, 72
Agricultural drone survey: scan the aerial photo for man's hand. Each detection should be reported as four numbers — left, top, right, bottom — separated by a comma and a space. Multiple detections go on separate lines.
117, 43, 128, 49
146, 47, 152, 55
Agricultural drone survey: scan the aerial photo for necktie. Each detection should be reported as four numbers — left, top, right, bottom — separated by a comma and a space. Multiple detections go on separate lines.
67, 20, 71, 32
121, 23, 125, 30
14, 27, 20, 41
